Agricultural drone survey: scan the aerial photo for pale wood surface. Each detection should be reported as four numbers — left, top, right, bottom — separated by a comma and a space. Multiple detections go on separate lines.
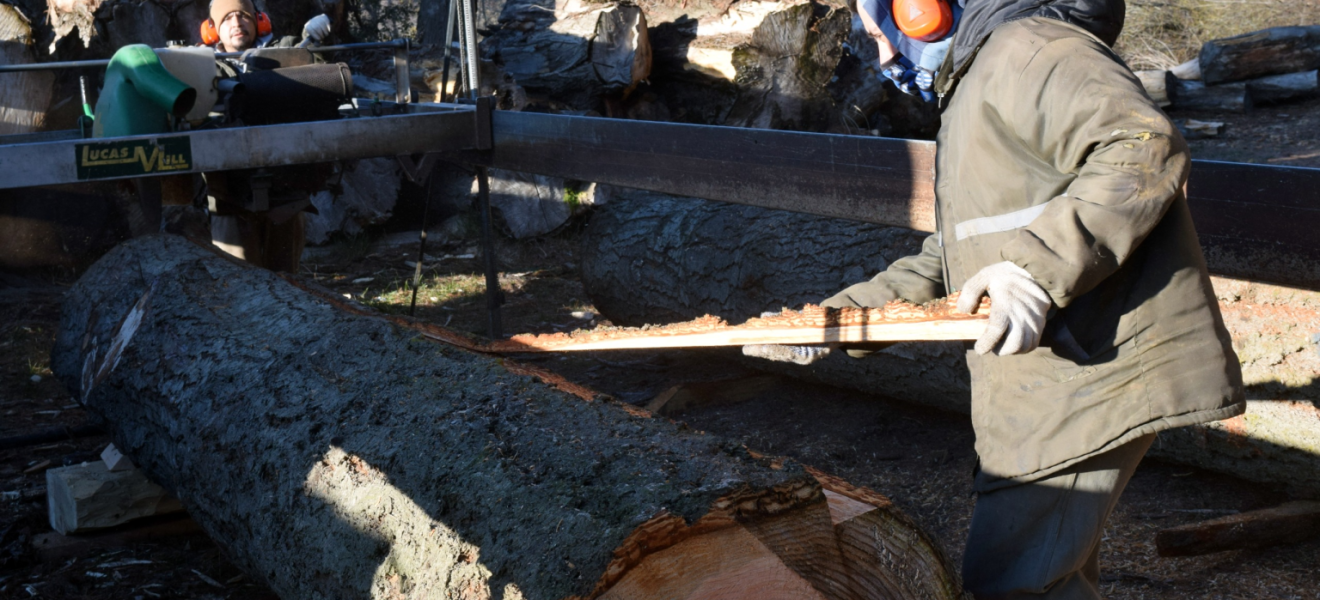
45, 461, 183, 534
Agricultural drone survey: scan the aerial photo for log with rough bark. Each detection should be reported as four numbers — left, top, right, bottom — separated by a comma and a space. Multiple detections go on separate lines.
1199, 25, 1320, 86
50, 234, 965, 600
483, 2, 650, 110
0, 4, 53, 135
1165, 76, 1249, 112
1245, 70, 1319, 105
579, 188, 1320, 495
1155, 501, 1320, 557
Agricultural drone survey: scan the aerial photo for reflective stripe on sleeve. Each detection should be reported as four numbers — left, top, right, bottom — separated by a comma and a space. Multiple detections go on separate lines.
954, 202, 1050, 241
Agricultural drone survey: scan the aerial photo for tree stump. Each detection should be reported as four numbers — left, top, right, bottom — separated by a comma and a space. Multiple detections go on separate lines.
724, 2, 851, 131
484, 1, 651, 111
50, 235, 965, 600
578, 188, 1320, 495
0, 4, 53, 135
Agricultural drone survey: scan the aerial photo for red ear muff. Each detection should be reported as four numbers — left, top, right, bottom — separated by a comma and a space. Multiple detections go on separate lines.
256, 12, 272, 37
892, 0, 953, 42
200, 18, 220, 45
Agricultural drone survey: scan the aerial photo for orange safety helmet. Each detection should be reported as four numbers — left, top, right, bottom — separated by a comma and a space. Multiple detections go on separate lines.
891, 0, 953, 42
200, 11, 272, 46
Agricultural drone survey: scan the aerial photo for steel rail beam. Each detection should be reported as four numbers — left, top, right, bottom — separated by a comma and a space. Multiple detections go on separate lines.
441, 110, 1320, 290
444, 110, 938, 231
0, 108, 477, 189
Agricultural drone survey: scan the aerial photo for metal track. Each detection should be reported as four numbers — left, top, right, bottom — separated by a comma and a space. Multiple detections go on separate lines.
0, 106, 476, 188
1, 103, 1317, 288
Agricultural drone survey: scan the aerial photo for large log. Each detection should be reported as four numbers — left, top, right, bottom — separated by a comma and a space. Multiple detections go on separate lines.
50, 235, 964, 600
579, 189, 1320, 494
1165, 76, 1249, 112
1199, 26, 1320, 86
1246, 70, 1319, 105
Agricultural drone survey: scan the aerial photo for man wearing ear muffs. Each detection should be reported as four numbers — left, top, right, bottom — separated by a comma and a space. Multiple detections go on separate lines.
747, 0, 1245, 597
200, 0, 335, 272
203, 0, 332, 56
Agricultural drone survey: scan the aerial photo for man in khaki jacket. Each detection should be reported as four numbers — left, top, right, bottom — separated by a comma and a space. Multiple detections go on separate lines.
751, 0, 1245, 597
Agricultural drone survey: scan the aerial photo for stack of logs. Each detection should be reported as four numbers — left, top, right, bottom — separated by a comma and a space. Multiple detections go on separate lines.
1136, 25, 1320, 114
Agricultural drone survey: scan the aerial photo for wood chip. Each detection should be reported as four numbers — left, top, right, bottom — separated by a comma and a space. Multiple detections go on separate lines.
192, 569, 224, 589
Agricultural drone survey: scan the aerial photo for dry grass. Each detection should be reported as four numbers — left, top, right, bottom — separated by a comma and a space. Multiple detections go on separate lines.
1116, 0, 1320, 70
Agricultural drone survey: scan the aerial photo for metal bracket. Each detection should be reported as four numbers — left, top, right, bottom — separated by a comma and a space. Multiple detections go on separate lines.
475, 95, 493, 151
245, 170, 273, 212
396, 152, 440, 184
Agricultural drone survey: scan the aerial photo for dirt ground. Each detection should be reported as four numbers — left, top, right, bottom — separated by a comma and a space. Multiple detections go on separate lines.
4, 100, 1320, 598
1177, 95, 1320, 168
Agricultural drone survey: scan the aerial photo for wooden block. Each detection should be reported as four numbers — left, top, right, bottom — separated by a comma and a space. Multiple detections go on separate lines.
100, 443, 134, 472
1170, 58, 1201, 81
1155, 500, 1320, 557
645, 375, 781, 416
46, 461, 184, 535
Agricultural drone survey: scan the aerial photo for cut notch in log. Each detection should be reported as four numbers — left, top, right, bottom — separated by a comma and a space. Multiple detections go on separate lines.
51, 235, 965, 600
486, 296, 990, 353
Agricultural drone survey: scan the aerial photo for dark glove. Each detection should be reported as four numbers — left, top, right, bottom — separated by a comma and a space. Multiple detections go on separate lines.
881, 57, 936, 103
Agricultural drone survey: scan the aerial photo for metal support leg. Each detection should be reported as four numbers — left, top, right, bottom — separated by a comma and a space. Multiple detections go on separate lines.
476, 166, 502, 339
392, 38, 411, 104
440, 0, 459, 103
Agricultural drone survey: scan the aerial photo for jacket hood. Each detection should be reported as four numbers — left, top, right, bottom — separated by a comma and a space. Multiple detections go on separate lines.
948, 0, 1125, 78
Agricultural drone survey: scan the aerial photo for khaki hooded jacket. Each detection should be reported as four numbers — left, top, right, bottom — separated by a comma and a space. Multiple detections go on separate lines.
823, 16, 1245, 489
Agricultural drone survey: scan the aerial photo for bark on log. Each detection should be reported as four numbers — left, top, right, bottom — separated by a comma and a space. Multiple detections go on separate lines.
1166, 76, 1250, 112
484, 2, 650, 110
50, 235, 964, 600
1245, 70, 1319, 105
0, 4, 53, 135
579, 189, 1320, 495
1199, 25, 1320, 86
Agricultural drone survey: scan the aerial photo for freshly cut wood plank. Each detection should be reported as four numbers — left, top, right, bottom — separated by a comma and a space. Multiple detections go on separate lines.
1155, 501, 1320, 557
486, 296, 990, 353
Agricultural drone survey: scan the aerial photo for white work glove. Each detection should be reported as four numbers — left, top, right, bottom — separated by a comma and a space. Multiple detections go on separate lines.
743, 343, 834, 365
302, 14, 332, 44
742, 310, 835, 365
957, 261, 1052, 356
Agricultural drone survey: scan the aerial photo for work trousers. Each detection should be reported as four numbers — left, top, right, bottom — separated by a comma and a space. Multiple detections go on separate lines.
961, 434, 1155, 600
211, 211, 306, 273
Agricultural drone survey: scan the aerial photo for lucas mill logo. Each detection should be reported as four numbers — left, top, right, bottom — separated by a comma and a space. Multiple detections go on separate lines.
75, 137, 192, 180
